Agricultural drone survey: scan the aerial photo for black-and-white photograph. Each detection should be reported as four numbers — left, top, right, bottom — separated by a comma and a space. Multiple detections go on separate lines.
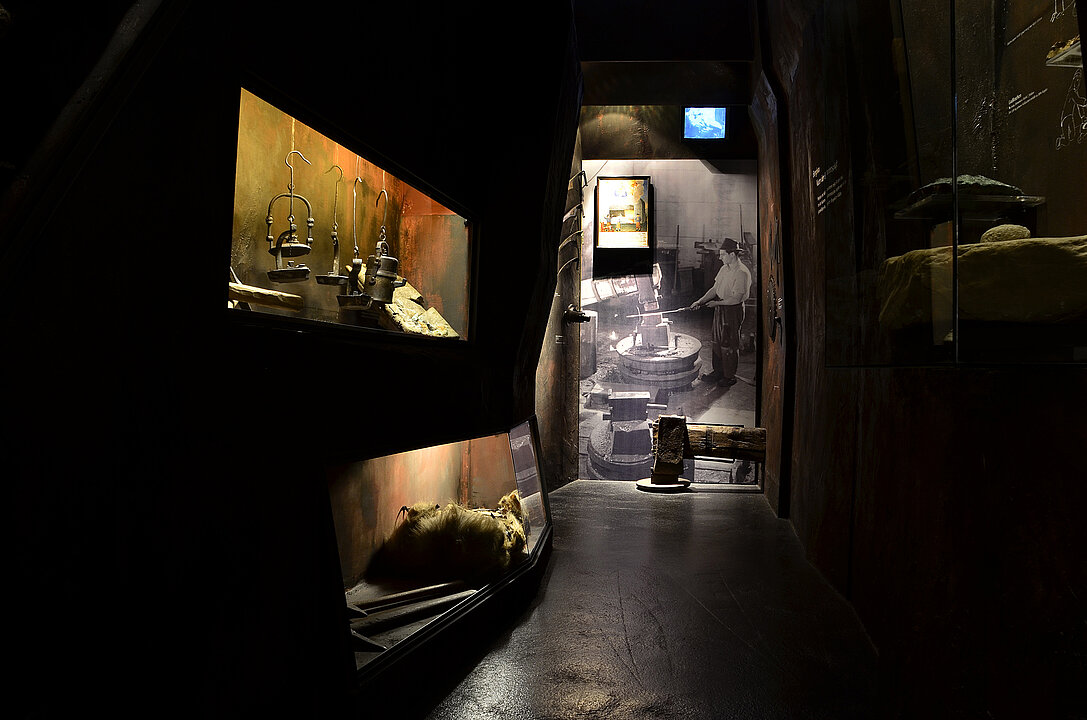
577, 159, 758, 485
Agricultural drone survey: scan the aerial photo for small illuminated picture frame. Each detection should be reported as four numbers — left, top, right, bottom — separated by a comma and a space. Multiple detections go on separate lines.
683, 107, 728, 140
594, 176, 651, 250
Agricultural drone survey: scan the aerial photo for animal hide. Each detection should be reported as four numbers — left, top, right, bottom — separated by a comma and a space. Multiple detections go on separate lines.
365, 490, 529, 583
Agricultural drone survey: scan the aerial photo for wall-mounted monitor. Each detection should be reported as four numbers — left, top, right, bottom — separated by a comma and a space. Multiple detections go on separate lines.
683, 107, 728, 140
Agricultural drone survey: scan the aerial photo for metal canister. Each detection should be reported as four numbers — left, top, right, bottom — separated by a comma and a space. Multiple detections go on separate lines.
367, 252, 403, 304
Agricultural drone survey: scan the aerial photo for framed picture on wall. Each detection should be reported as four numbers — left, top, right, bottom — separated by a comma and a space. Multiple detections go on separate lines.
593, 176, 654, 277
595, 176, 651, 249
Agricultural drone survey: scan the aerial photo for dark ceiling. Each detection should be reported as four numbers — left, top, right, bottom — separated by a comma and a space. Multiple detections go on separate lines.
572, 0, 756, 106
0, 0, 759, 207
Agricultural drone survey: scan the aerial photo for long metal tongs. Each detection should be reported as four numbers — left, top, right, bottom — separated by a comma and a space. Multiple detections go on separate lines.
316, 164, 348, 286
337, 173, 371, 308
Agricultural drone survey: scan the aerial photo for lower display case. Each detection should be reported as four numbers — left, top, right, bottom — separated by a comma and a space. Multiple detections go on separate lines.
325, 417, 552, 706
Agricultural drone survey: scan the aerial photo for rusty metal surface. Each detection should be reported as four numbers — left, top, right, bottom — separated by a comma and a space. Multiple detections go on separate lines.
230, 89, 470, 335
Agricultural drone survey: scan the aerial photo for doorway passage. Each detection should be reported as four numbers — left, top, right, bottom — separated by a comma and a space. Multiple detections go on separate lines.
576, 159, 759, 486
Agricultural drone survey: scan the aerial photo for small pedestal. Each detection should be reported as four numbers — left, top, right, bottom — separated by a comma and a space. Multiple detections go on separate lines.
634, 477, 690, 492
636, 414, 692, 493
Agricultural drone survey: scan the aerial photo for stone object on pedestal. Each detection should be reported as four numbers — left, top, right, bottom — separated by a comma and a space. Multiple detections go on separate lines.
636, 414, 692, 493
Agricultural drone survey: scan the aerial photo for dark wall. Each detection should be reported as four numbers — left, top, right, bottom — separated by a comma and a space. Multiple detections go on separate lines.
4, 1, 581, 716
573, 0, 754, 62
749, 73, 790, 516
899, 0, 1087, 237
535, 132, 585, 494
757, 0, 1087, 716
580, 104, 758, 161
0, 0, 136, 205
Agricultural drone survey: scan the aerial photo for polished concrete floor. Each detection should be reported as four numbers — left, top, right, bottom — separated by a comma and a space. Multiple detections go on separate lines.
424, 480, 884, 720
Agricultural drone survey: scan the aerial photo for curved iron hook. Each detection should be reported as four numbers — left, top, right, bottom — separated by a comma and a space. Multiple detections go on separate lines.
375, 189, 390, 255
376, 189, 388, 226
352, 177, 365, 257
284, 150, 311, 191
283, 150, 312, 226
326, 165, 344, 226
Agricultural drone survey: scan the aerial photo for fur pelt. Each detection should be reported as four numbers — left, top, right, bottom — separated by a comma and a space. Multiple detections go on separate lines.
365, 490, 528, 583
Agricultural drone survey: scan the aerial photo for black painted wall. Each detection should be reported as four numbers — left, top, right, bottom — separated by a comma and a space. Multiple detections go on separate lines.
756, 0, 1087, 716
4, 1, 581, 716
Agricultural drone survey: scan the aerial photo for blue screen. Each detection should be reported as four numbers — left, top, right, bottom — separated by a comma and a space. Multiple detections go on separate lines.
684, 107, 728, 139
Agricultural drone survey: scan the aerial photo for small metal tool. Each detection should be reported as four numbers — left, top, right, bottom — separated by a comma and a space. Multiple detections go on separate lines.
316, 164, 348, 286
337, 175, 372, 309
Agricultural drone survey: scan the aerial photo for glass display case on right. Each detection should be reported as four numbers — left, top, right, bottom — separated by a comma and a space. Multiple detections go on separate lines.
824, 0, 1087, 366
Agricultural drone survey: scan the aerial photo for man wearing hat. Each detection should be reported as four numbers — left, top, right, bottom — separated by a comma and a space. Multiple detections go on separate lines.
689, 238, 752, 388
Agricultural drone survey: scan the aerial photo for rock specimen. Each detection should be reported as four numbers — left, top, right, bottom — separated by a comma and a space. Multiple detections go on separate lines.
980, 224, 1031, 243
384, 279, 459, 338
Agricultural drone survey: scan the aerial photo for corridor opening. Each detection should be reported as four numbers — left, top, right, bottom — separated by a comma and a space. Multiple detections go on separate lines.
574, 158, 760, 487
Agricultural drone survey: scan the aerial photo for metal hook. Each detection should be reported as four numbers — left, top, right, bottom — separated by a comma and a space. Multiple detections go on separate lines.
376, 189, 388, 226
326, 165, 344, 226
352, 177, 365, 257
375, 189, 389, 254
284, 150, 311, 192
283, 150, 311, 226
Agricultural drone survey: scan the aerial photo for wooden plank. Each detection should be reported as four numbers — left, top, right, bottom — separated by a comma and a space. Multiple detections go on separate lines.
349, 589, 478, 636
687, 424, 766, 462
651, 420, 767, 463
228, 282, 304, 311
347, 581, 469, 613
349, 631, 387, 653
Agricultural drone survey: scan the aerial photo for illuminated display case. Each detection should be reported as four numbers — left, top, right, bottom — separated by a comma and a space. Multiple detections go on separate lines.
223, 81, 558, 705
822, 0, 1087, 366
327, 417, 551, 678
1, 0, 580, 714
228, 89, 471, 340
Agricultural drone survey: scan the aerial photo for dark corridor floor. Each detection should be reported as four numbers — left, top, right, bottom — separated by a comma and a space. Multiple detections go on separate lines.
424, 480, 884, 719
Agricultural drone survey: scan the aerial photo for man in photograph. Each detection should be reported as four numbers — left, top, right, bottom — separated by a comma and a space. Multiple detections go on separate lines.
689, 238, 751, 388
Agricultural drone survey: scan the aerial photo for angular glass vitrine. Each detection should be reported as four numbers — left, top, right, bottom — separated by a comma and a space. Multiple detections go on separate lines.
823, 0, 1086, 366
229, 88, 471, 340
326, 417, 551, 674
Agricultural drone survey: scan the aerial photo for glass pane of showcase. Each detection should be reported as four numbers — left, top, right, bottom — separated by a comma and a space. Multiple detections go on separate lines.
228, 89, 470, 339
820, 0, 958, 366
953, 0, 1086, 362
327, 422, 548, 669
823, 1, 1086, 366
